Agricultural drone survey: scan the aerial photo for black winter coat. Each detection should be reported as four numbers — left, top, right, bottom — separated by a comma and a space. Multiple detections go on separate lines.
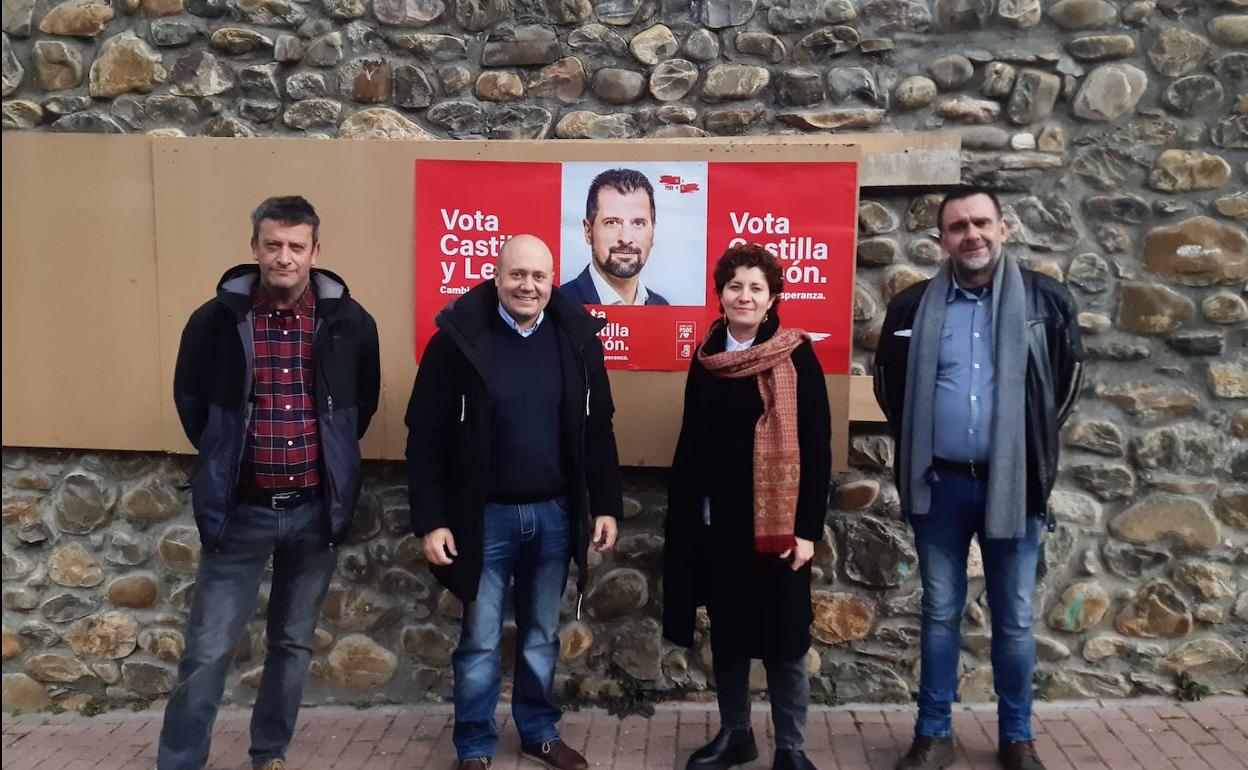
173, 266, 381, 551
872, 269, 1084, 521
663, 314, 832, 662
405, 282, 624, 603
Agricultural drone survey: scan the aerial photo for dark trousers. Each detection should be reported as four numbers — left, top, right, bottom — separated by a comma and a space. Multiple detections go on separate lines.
157, 500, 337, 770
713, 652, 810, 751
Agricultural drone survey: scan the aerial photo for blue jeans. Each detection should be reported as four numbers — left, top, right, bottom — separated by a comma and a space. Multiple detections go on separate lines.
910, 470, 1042, 743
158, 500, 338, 770
714, 653, 809, 750
453, 498, 571, 760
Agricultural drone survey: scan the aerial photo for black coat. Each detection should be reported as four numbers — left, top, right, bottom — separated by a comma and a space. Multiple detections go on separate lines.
405, 282, 624, 603
173, 266, 380, 551
872, 269, 1084, 521
663, 314, 832, 662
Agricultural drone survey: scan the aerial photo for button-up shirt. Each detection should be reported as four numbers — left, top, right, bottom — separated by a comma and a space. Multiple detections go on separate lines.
243, 286, 320, 491
588, 262, 650, 305
933, 282, 995, 463
497, 303, 544, 337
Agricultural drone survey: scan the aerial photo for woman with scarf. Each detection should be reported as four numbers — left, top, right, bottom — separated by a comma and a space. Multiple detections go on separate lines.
663, 244, 832, 770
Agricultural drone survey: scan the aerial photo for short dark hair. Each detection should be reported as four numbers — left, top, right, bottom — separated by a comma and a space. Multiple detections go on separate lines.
713, 243, 784, 309
936, 186, 1002, 232
250, 196, 320, 244
585, 168, 656, 224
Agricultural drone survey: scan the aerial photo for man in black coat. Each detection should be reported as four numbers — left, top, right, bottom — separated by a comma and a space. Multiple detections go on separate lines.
406, 234, 624, 770
159, 196, 380, 770
874, 188, 1083, 770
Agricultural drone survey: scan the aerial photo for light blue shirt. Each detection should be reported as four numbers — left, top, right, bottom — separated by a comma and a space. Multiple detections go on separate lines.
933, 282, 995, 463
497, 303, 544, 338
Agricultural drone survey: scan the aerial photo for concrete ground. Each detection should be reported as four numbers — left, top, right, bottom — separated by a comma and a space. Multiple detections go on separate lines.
4, 696, 1248, 769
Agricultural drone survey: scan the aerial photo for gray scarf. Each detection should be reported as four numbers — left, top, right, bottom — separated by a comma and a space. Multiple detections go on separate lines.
898, 252, 1029, 539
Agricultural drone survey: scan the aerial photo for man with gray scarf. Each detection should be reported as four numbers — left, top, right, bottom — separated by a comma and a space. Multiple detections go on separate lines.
873, 188, 1083, 770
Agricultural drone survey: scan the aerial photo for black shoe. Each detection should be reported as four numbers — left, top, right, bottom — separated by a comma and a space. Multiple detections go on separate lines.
998, 740, 1046, 770
895, 735, 955, 770
773, 748, 818, 770
687, 727, 759, 770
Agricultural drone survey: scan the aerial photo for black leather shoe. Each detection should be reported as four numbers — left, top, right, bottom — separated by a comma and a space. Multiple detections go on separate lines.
998, 740, 1046, 770
894, 735, 955, 770
773, 748, 818, 770
686, 727, 759, 770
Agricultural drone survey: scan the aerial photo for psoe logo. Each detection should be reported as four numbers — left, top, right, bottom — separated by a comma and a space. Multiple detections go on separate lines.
676, 341, 694, 360
676, 321, 697, 340
657, 175, 701, 194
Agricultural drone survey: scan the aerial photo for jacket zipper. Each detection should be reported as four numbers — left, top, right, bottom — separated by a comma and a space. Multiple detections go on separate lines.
460, 394, 466, 422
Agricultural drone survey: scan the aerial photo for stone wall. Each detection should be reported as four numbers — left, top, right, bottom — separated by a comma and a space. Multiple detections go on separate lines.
3, 0, 1248, 713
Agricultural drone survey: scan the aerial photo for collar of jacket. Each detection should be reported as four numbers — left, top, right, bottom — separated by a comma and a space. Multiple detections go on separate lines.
436, 280, 607, 360
213, 264, 350, 321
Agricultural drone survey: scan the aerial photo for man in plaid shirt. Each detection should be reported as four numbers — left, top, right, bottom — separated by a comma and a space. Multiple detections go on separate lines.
160, 196, 380, 770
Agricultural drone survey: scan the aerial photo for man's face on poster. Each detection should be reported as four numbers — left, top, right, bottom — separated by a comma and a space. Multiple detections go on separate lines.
584, 187, 655, 280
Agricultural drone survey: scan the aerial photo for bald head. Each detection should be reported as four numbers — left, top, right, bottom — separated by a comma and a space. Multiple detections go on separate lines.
495, 234, 555, 331
499, 233, 555, 274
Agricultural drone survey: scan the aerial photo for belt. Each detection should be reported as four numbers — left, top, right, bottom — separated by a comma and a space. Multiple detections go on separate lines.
241, 487, 318, 510
932, 457, 990, 480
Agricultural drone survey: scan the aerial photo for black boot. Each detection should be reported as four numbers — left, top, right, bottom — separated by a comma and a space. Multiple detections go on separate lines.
686, 727, 759, 770
773, 748, 818, 770
894, 736, 955, 770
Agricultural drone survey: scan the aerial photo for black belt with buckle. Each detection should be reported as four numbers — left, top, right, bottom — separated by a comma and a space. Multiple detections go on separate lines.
242, 487, 318, 510
932, 457, 990, 480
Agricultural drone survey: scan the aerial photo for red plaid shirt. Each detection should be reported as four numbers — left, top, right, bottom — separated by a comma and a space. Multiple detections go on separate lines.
242, 285, 320, 491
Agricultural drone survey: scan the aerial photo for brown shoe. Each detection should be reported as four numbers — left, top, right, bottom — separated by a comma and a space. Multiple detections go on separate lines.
998, 740, 1046, 770
521, 738, 587, 770
456, 758, 491, 770
895, 736, 955, 770
255, 761, 287, 770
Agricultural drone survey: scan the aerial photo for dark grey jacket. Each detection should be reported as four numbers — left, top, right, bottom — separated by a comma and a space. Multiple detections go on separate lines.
873, 269, 1084, 521
405, 282, 623, 602
173, 265, 380, 551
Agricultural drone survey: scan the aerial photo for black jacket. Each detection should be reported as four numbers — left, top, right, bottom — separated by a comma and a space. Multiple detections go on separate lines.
663, 314, 832, 661
405, 281, 624, 603
559, 265, 670, 306
872, 269, 1084, 520
173, 266, 381, 551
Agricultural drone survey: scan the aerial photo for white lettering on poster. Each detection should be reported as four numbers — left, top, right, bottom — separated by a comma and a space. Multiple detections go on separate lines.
726, 210, 829, 285
436, 208, 509, 287
589, 308, 631, 358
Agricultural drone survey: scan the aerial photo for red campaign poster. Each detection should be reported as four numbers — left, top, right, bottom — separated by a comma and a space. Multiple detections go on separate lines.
414, 159, 857, 373
707, 162, 857, 373
413, 160, 562, 361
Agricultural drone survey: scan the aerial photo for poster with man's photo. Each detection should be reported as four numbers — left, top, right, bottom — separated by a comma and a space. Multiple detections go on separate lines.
414, 159, 857, 373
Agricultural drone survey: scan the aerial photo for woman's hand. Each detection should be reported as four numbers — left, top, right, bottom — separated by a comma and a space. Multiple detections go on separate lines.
779, 537, 814, 571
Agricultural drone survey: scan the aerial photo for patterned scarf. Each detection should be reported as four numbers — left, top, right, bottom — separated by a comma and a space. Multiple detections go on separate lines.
698, 326, 808, 554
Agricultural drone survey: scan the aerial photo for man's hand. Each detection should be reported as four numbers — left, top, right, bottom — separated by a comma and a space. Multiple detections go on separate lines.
780, 537, 814, 571
592, 516, 618, 552
422, 527, 457, 566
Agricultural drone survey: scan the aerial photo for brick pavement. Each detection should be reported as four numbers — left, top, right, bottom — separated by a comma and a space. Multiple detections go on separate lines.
4, 697, 1247, 770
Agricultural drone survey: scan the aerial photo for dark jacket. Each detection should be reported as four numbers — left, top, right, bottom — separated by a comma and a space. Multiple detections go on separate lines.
663, 314, 832, 662
560, 264, 670, 306
873, 269, 1084, 520
405, 282, 624, 603
173, 265, 381, 551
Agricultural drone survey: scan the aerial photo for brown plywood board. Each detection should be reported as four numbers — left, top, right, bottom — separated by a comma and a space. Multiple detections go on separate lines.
5, 134, 947, 463
1, 134, 164, 450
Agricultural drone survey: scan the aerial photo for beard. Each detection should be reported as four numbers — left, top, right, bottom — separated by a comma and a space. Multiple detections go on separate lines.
951, 246, 1001, 284
596, 248, 645, 279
